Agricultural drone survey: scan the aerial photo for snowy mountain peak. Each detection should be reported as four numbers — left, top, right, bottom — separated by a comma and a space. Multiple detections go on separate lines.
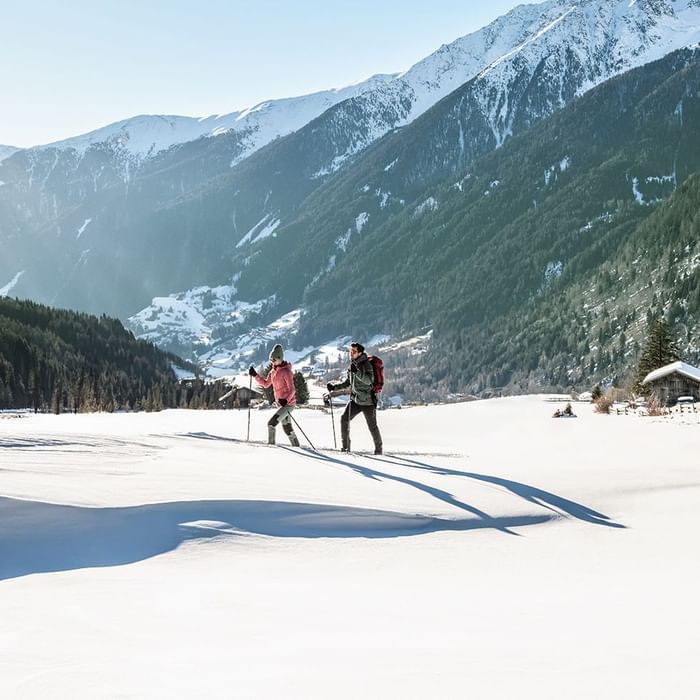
400, 0, 700, 121
28, 73, 398, 164
39, 114, 233, 159
14, 0, 700, 173
0, 145, 21, 163
306, 0, 700, 173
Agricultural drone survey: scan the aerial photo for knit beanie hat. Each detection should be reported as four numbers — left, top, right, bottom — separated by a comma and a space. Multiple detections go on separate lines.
269, 344, 284, 361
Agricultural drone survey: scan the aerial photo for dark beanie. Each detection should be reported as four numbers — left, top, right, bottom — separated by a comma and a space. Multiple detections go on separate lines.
351, 342, 365, 353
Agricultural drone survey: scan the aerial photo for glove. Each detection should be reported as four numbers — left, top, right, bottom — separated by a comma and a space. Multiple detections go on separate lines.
349, 363, 358, 374
248, 366, 257, 377
326, 382, 334, 392
278, 398, 288, 407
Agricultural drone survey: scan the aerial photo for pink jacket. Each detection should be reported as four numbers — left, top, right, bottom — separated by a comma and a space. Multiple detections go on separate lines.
254, 361, 297, 406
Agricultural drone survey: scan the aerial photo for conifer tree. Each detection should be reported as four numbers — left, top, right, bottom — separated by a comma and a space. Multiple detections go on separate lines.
634, 318, 681, 393
293, 371, 310, 405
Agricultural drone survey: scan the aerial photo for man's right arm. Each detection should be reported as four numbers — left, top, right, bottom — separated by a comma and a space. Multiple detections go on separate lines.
328, 372, 350, 392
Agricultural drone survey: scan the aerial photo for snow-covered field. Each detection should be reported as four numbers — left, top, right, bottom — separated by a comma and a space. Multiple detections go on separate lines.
1, 396, 698, 699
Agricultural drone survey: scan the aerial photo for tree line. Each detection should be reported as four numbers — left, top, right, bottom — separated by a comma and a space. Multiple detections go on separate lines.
0, 297, 198, 412
0, 297, 314, 413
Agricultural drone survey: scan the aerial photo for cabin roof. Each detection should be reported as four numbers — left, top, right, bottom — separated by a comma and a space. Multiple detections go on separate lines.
642, 361, 700, 385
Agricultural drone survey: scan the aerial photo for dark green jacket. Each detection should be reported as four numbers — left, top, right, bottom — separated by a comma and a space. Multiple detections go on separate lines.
330, 352, 375, 406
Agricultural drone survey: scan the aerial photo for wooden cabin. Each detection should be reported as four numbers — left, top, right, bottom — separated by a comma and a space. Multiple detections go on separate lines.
220, 385, 263, 409
642, 361, 700, 406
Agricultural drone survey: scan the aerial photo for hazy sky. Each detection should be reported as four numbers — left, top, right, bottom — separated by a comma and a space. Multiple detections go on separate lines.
1, 0, 539, 148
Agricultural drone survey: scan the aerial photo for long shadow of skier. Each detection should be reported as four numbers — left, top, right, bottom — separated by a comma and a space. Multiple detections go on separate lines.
179, 434, 535, 535
178, 433, 619, 530
280, 446, 529, 536
175, 432, 274, 446
369, 454, 625, 529
0, 495, 551, 581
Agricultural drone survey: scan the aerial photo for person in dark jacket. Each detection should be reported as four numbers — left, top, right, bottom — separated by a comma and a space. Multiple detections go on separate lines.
327, 342, 382, 454
249, 344, 299, 446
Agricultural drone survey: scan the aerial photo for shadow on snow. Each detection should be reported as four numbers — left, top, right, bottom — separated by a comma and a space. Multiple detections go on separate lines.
0, 496, 551, 581
183, 432, 624, 531
0, 433, 623, 580
370, 454, 625, 530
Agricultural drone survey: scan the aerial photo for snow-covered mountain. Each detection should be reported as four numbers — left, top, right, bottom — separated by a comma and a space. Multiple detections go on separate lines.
11, 0, 699, 182
4, 0, 700, 374
0, 73, 398, 238
128, 0, 700, 360
24, 73, 398, 164
0, 145, 21, 163
291, 0, 700, 174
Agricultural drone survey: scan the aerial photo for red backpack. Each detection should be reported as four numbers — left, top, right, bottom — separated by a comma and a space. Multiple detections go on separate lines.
368, 355, 384, 394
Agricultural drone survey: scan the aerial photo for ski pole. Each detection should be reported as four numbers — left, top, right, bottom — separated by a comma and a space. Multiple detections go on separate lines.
289, 411, 315, 450
246, 374, 252, 442
328, 393, 337, 450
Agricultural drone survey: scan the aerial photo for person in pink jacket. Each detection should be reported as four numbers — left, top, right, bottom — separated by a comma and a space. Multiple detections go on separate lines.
249, 343, 299, 446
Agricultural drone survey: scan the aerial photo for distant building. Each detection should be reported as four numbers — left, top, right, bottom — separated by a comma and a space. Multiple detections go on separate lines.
220, 385, 263, 409
642, 361, 700, 406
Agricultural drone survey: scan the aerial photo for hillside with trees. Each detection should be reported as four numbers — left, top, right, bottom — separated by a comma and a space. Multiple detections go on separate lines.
288, 48, 700, 397
0, 298, 197, 411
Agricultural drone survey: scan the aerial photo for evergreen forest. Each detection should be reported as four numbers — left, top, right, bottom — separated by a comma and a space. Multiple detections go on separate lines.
0, 297, 200, 411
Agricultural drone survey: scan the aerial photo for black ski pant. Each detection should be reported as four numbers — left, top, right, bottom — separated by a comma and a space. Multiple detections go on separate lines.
340, 400, 382, 452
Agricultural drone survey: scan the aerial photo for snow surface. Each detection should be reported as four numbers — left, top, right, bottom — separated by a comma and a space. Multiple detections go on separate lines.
0, 271, 25, 297
2, 395, 699, 698
236, 215, 281, 248
76, 217, 92, 239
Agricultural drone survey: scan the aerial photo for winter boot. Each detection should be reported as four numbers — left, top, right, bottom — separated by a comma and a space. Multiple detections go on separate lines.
267, 426, 276, 445
283, 422, 300, 447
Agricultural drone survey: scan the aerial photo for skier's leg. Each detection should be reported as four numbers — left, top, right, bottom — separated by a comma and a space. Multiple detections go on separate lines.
267, 407, 284, 445
362, 405, 383, 454
340, 401, 360, 452
281, 408, 300, 446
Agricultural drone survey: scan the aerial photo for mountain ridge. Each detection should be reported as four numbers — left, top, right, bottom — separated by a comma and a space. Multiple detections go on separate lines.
3, 0, 700, 399
128, 45, 700, 398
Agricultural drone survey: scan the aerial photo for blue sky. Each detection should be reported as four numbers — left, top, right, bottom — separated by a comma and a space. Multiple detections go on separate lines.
1, 0, 536, 148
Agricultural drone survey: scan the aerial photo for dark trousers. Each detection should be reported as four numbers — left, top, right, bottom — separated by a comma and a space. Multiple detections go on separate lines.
340, 400, 382, 452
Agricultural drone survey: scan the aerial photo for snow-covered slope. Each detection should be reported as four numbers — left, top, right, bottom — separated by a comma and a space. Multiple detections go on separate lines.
0, 145, 21, 163
21, 0, 700, 170
315, 0, 700, 167
128, 284, 395, 379
1, 397, 698, 697
123, 0, 700, 363
28, 73, 397, 163
127, 282, 296, 371
6, 0, 700, 348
